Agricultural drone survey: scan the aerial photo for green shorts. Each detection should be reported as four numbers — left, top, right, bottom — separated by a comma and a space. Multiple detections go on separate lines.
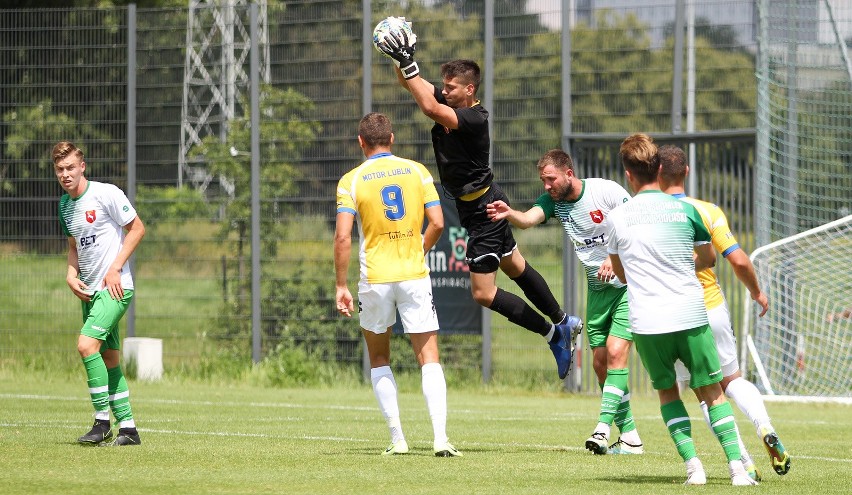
633, 324, 722, 390
585, 285, 632, 348
80, 289, 134, 350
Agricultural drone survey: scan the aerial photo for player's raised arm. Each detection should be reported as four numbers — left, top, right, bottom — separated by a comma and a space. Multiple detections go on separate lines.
379, 24, 459, 129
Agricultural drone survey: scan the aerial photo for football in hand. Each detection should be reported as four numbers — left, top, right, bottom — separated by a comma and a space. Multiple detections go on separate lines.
372, 16, 414, 55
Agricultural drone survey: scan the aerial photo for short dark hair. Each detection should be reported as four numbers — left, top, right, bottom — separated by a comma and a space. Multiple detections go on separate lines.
658, 145, 688, 186
441, 59, 481, 94
537, 149, 575, 173
619, 133, 659, 185
358, 112, 392, 148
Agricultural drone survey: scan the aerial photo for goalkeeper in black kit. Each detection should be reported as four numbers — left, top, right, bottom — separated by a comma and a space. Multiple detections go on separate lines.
375, 19, 583, 380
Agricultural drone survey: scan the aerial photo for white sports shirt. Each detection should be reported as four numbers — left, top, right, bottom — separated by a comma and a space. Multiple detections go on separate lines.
535, 178, 630, 291
607, 189, 711, 335
59, 181, 138, 295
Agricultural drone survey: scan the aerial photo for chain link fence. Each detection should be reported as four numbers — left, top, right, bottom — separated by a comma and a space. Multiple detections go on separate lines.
1, 1, 789, 393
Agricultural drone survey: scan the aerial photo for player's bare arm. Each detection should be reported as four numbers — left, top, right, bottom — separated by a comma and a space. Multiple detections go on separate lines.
104, 216, 146, 300
485, 200, 544, 229
65, 237, 90, 302
397, 68, 459, 129
725, 248, 769, 317
694, 242, 716, 271
333, 211, 355, 317
423, 204, 444, 253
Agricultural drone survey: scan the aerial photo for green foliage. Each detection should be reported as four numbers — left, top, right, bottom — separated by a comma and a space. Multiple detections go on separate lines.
249, 344, 361, 388
188, 85, 321, 257
1, 100, 106, 195
134, 184, 213, 226
214, 256, 357, 366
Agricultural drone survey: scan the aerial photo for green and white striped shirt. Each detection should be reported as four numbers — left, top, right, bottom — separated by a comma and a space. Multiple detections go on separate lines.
607, 189, 711, 335
59, 181, 138, 295
535, 178, 630, 291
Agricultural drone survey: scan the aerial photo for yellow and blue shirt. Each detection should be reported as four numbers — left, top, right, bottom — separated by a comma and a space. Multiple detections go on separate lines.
673, 193, 740, 310
336, 152, 440, 284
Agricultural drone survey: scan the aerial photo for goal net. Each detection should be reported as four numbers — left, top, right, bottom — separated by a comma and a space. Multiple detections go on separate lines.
743, 214, 852, 402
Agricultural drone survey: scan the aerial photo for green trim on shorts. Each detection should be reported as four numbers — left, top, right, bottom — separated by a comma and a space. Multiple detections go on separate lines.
585, 285, 632, 348
633, 324, 722, 390
80, 289, 134, 350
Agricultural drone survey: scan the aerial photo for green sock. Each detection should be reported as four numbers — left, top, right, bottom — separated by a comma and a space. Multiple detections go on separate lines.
107, 366, 134, 424
606, 368, 637, 434
598, 368, 630, 428
82, 353, 109, 415
708, 401, 741, 462
660, 400, 696, 461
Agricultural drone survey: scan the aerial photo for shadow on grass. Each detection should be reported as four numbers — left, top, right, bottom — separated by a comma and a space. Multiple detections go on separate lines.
602, 474, 736, 486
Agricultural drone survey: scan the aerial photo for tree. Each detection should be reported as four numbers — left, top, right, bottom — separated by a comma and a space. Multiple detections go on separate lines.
188, 85, 321, 257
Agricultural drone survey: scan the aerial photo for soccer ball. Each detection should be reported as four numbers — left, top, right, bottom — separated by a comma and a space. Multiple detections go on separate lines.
372, 16, 414, 54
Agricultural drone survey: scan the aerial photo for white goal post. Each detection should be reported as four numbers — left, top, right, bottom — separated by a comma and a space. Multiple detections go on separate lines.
742, 214, 852, 404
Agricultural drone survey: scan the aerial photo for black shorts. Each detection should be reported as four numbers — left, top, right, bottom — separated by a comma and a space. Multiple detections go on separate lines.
455, 183, 516, 274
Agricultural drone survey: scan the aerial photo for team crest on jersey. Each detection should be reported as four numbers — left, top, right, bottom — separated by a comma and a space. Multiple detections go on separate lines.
589, 209, 604, 223
85, 210, 96, 223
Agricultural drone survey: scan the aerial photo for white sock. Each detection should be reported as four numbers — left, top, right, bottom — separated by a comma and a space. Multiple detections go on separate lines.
370, 366, 403, 443
119, 419, 136, 429
421, 362, 448, 445
594, 422, 610, 439
686, 456, 704, 473
725, 377, 772, 433
620, 428, 641, 445
700, 400, 712, 430
544, 325, 556, 342
729, 459, 746, 474
95, 410, 110, 421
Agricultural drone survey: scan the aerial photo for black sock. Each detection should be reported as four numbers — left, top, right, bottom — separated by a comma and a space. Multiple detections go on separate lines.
511, 262, 564, 323
489, 288, 551, 336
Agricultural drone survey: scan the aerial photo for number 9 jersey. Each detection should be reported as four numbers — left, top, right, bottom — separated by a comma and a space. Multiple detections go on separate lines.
336, 152, 441, 284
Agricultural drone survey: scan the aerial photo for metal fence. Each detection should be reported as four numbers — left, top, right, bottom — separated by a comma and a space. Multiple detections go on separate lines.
1, 1, 771, 393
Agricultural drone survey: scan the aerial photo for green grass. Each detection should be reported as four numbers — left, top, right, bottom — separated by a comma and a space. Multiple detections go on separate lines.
1, 374, 849, 494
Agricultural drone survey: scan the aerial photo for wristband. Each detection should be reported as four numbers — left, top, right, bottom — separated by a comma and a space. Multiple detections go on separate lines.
401, 61, 419, 80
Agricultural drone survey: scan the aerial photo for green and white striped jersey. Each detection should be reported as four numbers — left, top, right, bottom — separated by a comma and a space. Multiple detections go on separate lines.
58, 181, 138, 295
607, 189, 711, 335
535, 178, 630, 291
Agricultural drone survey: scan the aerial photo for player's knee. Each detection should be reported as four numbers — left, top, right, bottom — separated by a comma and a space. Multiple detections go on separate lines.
77, 339, 100, 358
470, 287, 493, 307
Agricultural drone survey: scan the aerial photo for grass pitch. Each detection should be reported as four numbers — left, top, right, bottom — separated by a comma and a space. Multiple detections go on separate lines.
1, 375, 849, 495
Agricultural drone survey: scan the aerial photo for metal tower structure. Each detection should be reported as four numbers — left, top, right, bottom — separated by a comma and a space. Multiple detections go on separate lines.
179, 0, 270, 190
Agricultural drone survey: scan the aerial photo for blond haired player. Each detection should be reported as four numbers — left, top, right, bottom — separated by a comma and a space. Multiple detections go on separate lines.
55, 141, 145, 446
609, 133, 755, 486
658, 144, 790, 479
334, 112, 460, 457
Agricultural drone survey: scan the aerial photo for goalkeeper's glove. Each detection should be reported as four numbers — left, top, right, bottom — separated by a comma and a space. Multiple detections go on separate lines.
377, 29, 419, 79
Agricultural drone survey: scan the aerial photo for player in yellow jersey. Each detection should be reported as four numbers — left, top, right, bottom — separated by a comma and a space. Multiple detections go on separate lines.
658, 145, 790, 479
335, 112, 460, 457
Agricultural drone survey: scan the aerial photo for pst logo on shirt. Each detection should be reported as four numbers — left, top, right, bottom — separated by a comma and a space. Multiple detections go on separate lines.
589, 210, 604, 223
85, 210, 96, 223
